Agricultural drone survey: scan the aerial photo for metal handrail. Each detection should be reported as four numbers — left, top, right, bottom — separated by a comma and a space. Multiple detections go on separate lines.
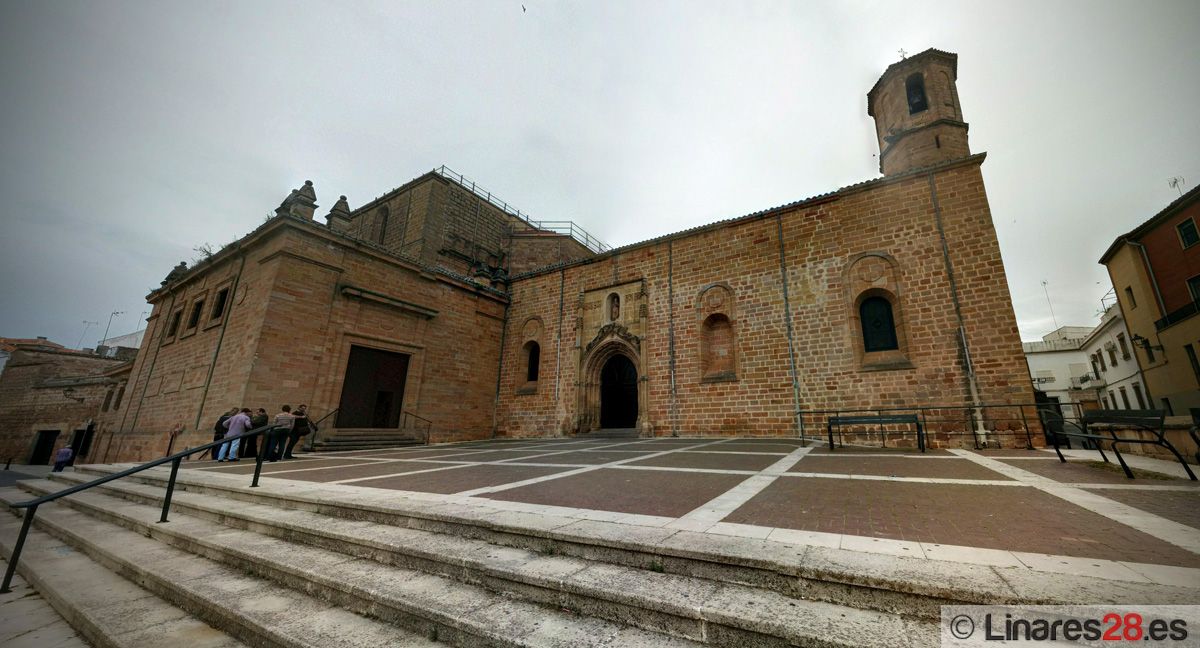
401, 411, 433, 444
432, 165, 610, 254
303, 408, 340, 452
1, 421, 281, 593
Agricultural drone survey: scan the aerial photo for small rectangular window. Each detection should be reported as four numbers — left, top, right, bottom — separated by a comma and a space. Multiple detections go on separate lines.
1178, 218, 1200, 248
1189, 275, 1200, 303
1109, 391, 1118, 409
1107, 347, 1118, 367
1132, 383, 1146, 409
187, 299, 205, 330
166, 310, 182, 338
1097, 351, 1106, 371
1124, 286, 1136, 309
1117, 334, 1130, 359
1119, 387, 1131, 409
113, 384, 125, 410
211, 288, 230, 321
1101, 396, 1110, 409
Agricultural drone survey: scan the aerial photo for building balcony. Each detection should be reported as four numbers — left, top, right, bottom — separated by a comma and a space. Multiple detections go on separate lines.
1155, 298, 1200, 331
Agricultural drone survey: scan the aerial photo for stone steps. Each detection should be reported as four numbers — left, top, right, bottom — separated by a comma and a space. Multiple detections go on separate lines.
70, 464, 1020, 618
311, 430, 424, 451
2, 484, 695, 648
0, 488, 439, 648
37, 471, 934, 646
0, 493, 246, 648
70, 464, 1197, 617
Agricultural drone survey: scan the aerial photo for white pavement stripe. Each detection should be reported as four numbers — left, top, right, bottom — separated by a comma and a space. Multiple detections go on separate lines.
665, 447, 813, 530
951, 449, 1200, 555
452, 439, 736, 496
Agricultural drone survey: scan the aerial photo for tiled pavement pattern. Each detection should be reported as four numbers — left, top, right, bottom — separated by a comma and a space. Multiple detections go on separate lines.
185, 437, 1200, 572
997, 458, 1193, 485
1084, 488, 1200, 531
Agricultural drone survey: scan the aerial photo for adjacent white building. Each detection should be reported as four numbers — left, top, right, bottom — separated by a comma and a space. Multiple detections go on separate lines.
1079, 304, 1149, 410
1023, 327, 1094, 408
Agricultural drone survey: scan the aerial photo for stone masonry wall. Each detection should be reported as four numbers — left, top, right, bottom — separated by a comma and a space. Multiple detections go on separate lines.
0, 348, 125, 463
496, 157, 1035, 444
105, 218, 508, 462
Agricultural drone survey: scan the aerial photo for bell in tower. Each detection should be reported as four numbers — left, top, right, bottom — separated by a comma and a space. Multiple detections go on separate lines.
866, 49, 970, 176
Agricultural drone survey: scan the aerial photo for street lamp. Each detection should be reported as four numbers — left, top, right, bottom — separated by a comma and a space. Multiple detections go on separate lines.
100, 310, 125, 348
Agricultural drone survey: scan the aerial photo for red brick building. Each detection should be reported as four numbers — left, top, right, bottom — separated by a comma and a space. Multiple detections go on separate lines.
1101, 185, 1200, 414
7, 48, 1032, 462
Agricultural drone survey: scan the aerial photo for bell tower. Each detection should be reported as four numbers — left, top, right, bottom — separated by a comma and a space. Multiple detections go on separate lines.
867, 49, 970, 176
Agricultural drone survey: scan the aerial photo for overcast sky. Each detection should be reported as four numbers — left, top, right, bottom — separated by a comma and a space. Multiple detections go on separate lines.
2, 0, 1197, 347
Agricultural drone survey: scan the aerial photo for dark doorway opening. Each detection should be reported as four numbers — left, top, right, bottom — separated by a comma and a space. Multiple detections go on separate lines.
600, 354, 638, 428
30, 430, 60, 465
70, 424, 96, 462
336, 346, 410, 428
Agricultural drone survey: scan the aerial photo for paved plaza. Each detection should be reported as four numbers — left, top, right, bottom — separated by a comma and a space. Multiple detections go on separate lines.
180, 436, 1200, 584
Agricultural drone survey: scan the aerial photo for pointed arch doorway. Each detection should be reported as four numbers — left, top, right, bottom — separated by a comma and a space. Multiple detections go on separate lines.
600, 354, 638, 428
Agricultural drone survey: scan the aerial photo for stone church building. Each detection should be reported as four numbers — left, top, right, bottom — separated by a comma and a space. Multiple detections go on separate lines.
64, 48, 1031, 462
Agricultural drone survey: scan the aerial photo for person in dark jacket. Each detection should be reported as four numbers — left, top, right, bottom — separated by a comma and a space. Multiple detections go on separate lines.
51, 446, 74, 472
201, 407, 237, 460
283, 404, 315, 459
241, 408, 269, 459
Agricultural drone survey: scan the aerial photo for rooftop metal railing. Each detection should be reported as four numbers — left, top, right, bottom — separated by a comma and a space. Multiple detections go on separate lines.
433, 165, 610, 254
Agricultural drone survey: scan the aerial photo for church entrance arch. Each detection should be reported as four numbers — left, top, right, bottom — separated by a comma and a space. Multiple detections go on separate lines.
600, 354, 638, 428
577, 324, 644, 434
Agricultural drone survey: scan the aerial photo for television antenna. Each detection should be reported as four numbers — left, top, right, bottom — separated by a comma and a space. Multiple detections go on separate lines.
75, 320, 99, 349
1169, 176, 1186, 196
1041, 280, 1059, 330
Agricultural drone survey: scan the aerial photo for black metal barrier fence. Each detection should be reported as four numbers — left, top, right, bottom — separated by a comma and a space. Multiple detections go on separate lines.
797, 401, 1089, 450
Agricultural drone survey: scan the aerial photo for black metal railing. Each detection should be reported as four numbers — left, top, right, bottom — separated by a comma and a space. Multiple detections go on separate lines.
1155, 298, 1200, 331
797, 402, 1095, 450
402, 411, 434, 444
303, 408, 340, 452
0, 422, 282, 593
433, 165, 610, 253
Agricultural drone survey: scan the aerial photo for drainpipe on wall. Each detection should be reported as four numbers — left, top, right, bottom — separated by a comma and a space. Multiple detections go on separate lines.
1126, 240, 1168, 317
927, 173, 988, 445
192, 251, 247, 431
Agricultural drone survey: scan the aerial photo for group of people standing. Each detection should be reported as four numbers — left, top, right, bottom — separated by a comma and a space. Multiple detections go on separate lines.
208, 404, 317, 463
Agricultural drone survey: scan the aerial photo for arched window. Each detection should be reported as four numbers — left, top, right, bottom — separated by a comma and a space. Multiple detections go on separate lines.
701, 314, 736, 380
607, 293, 620, 322
524, 341, 540, 382
905, 73, 928, 114
860, 297, 899, 352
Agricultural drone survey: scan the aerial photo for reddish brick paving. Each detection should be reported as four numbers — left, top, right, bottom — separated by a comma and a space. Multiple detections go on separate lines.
996, 459, 1185, 484
790, 456, 1013, 480
525, 451, 656, 465
350, 464, 574, 494
711, 443, 797, 454
189, 457, 381, 475
968, 449, 1052, 458
274, 461, 454, 483
723, 478, 1200, 567
481, 468, 747, 517
627, 452, 779, 471
1084, 489, 1200, 530
351, 448, 496, 459
809, 447, 954, 456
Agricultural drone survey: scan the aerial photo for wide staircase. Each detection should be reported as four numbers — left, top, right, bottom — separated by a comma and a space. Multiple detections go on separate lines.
308, 428, 425, 452
1, 463, 1190, 647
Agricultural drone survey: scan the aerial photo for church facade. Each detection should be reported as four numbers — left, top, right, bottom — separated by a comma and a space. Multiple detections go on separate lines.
63, 48, 1032, 463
